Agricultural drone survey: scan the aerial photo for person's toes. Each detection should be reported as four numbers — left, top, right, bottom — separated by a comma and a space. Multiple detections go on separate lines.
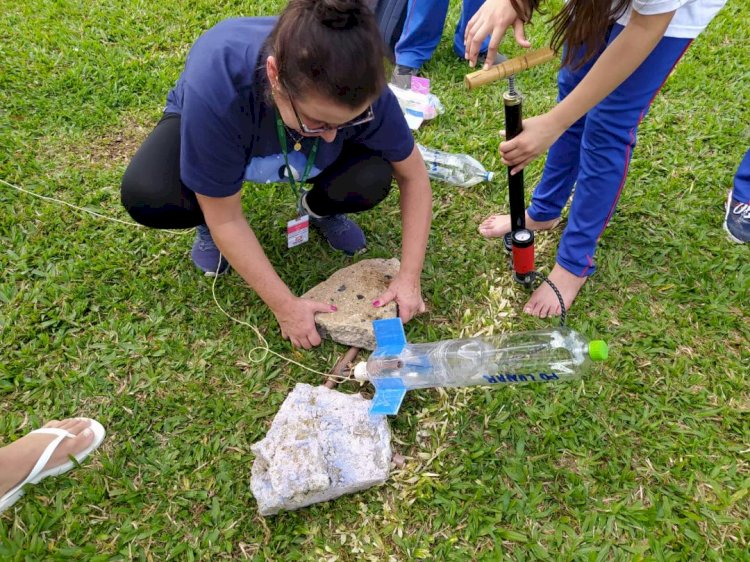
56, 418, 77, 430
479, 216, 509, 237
478, 216, 495, 229
43, 419, 94, 455
538, 302, 550, 318
524, 298, 540, 317
47, 423, 94, 469
61, 418, 90, 434
55, 419, 83, 435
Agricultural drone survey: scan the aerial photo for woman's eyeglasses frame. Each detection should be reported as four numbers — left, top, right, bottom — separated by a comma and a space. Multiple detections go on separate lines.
284, 85, 374, 134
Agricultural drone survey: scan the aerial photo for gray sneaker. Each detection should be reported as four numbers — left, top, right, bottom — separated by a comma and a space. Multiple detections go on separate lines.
390, 65, 419, 89
309, 214, 367, 256
191, 225, 230, 275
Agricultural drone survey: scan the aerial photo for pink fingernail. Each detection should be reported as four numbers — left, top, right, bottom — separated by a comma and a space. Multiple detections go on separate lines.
330, 305, 337, 311
372, 300, 380, 307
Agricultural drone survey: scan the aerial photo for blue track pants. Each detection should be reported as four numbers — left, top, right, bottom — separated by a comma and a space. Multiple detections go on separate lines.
395, 0, 487, 69
529, 24, 693, 277
732, 149, 750, 203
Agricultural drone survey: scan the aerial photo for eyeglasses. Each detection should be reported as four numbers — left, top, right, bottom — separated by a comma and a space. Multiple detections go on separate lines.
285, 90, 374, 134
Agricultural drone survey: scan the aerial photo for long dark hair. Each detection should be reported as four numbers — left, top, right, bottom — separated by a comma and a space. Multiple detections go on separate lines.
511, 0, 631, 68
269, 0, 386, 108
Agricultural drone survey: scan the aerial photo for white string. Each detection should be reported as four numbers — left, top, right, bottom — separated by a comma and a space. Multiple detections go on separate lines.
0, 177, 186, 235
1, 177, 144, 227
1, 176, 349, 383
209, 256, 350, 382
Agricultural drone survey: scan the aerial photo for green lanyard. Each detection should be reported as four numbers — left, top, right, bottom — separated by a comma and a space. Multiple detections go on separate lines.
274, 109, 319, 211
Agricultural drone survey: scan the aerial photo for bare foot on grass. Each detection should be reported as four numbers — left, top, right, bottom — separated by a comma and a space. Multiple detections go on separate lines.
478, 211, 561, 238
524, 263, 587, 318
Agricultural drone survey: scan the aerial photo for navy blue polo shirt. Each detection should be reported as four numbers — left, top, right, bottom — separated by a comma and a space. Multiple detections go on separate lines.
164, 17, 414, 197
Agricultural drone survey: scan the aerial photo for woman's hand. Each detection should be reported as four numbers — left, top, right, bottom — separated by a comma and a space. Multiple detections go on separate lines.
499, 113, 565, 174
373, 274, 426, 323
274, 296, 336, 349
464, 0, 531, 69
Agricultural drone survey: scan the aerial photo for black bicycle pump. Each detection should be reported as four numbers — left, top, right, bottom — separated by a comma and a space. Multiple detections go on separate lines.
466, 49, 567, 324
502, 77, 535, 289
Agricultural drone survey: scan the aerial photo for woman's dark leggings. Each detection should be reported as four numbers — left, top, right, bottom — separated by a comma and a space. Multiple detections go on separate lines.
121, 113, 395, 229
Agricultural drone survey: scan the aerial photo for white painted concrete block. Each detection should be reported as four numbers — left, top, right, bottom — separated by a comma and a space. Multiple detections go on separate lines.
251, 383, 392, 516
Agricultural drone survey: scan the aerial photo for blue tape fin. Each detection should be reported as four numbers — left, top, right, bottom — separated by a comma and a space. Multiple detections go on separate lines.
373, 318, 407, 355
370, 377, 407, 416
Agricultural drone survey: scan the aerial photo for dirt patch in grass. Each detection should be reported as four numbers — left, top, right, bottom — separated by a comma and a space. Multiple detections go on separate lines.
89, 118, 151, 168
42, 115, 151, 172
556, 451, 582, 474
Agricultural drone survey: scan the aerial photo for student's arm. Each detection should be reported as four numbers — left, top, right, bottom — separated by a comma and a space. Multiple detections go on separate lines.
501, 9, 676, 174
196, 192, 335, 349
373, 145, 432, 322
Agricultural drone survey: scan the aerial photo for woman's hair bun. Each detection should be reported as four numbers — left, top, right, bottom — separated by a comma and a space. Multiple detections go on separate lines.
312, 0, 370, 30
271, 0, 385, 109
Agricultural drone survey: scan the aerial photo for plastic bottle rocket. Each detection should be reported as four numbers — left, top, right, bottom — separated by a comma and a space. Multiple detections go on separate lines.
354, 318, 608, 415
417, 144, 494, 188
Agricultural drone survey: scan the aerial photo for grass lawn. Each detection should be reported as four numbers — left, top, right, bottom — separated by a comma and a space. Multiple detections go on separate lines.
1, 0, 748, 559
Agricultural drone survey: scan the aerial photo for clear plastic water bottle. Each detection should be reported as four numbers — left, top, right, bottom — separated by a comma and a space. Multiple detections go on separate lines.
417, 144, 494, 187
353, 328, 608, 390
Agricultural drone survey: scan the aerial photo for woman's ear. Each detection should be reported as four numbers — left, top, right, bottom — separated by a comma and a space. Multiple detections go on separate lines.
266, 56, 280, 90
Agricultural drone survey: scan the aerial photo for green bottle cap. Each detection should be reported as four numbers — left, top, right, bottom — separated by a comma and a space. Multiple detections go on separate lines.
588, 340, 608, 361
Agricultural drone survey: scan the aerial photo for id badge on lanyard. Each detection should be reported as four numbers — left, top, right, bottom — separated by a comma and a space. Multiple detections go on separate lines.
275, 110, 319, 248
286, 214, 309, 248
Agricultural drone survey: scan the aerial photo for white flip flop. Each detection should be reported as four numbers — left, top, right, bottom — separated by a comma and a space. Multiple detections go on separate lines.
0, 418, 106, 514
